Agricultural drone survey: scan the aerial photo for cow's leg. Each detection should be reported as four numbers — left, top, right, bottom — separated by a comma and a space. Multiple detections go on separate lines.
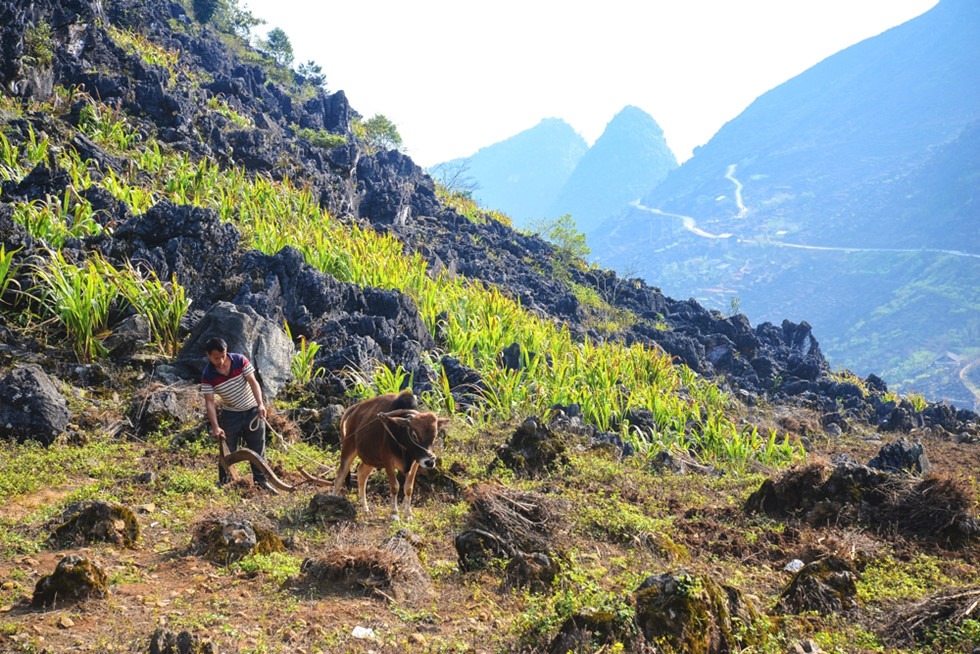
401, 461, 421, 520
356, 462, 376, 514
333, 450, 357, 496
382, 462, 402, 521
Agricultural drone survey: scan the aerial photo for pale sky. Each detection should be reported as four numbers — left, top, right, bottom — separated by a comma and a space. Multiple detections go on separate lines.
242, 0, 939, 167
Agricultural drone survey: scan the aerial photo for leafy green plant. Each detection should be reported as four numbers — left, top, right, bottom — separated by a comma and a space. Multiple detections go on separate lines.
232, 551, 303, 584
162, 470, 220, 496
514, 553, 635, 650
78, 98, 142, 151
261, 27, 294, 67
571, 281, 637, 335
929, 618, 980, 653
0, 130, 20, 182
24, 123, 50, 164
295, 60, 327, 89
23, 21, 54, 67
0, 245, 21, 306
434, 181, 512, 227
105, 24, 179, 78
284, 321, 324, 385
206, 96, 253, 128
29, 249, 119, 362
11, 188, 103, 248
528, 214, 590, 282
295, 126, 346, 150
98, 256, 190, 357
856, 554, 950, 603
347, 363, 413, 400
352, 114, 402, 153
905, 392, 928, 413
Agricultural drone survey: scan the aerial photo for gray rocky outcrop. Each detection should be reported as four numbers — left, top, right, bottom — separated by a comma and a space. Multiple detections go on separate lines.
0, 364, 70, 445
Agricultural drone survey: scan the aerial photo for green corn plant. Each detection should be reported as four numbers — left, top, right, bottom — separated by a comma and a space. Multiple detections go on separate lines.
343, 363, 414, 402
102, 167, 156, 214
54, 127, 802, 473
24, 124, 49, 165
284, 320, 324, 385
421, 355, 457, 417
78, 99, 141, 151
372, 364, 413, 396
57, 148, 95, 192
11, 189, 103, 248
0, 130, 22, 182
99, 256, 190, 357
0, 245, 22, 307
29, 250, 119, 362
105, 24, 179, 78
137, 141, 166, 175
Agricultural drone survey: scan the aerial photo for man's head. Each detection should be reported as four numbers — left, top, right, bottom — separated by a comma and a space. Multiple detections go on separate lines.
205, 337, 228, 368
204, 337, 227, 355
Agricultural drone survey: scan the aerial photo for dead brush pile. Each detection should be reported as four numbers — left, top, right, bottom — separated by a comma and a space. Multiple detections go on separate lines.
871, 474, 980, 546
297, 533, 432, 604
881, 585, 980, 648
746, 461, 980, 547
463, 482, 565, 554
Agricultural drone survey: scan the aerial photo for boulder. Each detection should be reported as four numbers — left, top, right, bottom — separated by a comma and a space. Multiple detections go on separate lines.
634, 570, 763, 653
0, 364, 70, 445
776, 556, 858, 614
50, 500, 140, 548
32, 554, 108, 608
189, 516, 284, 564
308, 493, 357, 526
148, 628, 215, 654
174, 301, 294, 400
493, 416, 569, 477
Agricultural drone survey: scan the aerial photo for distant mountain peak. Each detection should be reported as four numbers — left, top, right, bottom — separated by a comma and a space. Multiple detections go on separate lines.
431, 118, 587, 225
550, 106, 677, 234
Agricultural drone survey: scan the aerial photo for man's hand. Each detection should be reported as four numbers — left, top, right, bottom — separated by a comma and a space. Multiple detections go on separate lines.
211, 427, 225, 441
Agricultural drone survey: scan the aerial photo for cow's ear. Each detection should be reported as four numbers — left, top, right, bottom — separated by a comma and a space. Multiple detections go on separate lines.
438, 417, 450, 430
380, 412, 411, 427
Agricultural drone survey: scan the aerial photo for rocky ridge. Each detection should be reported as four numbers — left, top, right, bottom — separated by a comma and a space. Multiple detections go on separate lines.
0, 0, 976, 442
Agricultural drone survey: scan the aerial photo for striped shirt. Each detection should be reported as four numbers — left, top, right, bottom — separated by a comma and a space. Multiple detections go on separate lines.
201, 353, 258, 412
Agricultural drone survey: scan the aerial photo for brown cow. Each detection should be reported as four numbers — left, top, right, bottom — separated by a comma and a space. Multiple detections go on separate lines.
333, 389, 449, 520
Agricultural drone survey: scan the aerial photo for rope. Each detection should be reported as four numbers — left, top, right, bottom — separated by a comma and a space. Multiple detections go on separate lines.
250, 412, 333, 478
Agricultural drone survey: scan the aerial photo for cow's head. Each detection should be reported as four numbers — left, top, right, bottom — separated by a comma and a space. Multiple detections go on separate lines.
379, 409, 448, 469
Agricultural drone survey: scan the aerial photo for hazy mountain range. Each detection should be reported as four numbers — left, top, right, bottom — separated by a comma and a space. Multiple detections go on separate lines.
431, 0, 980, 408
431, 107, 676, 232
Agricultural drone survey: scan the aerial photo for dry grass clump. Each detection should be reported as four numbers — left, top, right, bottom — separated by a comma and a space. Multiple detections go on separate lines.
747, 462, 979, 548
881, 585, 980, 648
463, 482, 564, 553
873, 474, 979, 545
297, 534, 432, 604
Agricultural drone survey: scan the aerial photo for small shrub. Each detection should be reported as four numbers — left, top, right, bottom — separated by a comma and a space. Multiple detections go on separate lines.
295, 126, 346, 150
24, 21, 54, 67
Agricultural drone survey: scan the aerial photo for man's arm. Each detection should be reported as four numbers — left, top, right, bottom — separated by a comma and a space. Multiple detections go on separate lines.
204, 393, 224, 441
245, 373, 267, 419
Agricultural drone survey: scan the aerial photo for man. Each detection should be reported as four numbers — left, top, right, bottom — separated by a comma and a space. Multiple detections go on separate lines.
200, 337, 277, 493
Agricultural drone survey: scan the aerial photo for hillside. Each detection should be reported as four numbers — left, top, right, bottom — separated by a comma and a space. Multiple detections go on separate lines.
589, 0, 980, 407
0, 1, 978, 653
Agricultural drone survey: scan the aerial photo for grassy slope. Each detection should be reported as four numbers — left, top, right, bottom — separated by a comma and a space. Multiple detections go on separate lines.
1, 392, 978, 653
